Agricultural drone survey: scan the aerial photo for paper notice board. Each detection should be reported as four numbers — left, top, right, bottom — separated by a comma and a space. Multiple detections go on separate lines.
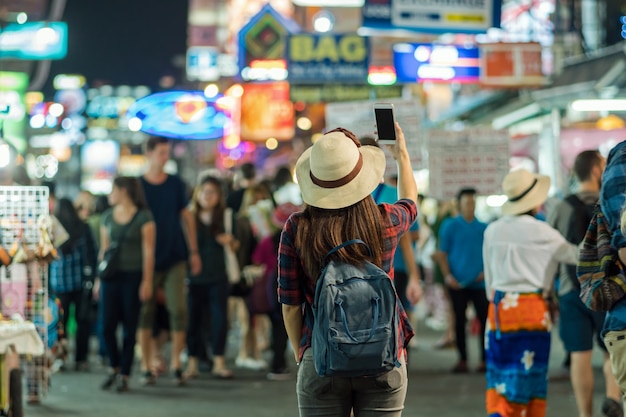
427, 128, 510, 200
325, 99, 423, 178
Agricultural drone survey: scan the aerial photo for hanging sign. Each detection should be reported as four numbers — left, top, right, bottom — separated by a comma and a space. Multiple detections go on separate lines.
394, 43, 480, 83
361, 0, 501, 34
238, 3, 300, 82
480, 43, 545, 87
0, 22, 68, 60
287, 33, 369, 84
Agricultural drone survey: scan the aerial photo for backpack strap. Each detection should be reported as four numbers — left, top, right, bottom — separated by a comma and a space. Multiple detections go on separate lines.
322, 239, 372, 266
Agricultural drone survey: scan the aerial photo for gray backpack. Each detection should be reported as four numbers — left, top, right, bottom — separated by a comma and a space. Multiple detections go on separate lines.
311, 239, 402, 377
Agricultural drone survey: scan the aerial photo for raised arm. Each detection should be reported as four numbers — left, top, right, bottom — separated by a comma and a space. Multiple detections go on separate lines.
386, 123, 417, 204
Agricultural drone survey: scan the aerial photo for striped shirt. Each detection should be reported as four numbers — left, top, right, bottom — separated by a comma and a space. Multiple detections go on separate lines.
600, 140, 626, 250
278, 199, 418, 362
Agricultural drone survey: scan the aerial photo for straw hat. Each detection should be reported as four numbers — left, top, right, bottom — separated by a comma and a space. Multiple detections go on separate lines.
501, 169, 550, 216
295, 128, 386, 209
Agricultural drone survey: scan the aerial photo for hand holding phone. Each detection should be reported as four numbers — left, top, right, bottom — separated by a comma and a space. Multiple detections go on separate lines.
374, 103, 397, 145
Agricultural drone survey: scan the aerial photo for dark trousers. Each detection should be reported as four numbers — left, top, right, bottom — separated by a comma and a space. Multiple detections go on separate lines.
101, 272, 142, 376
187, 281, 229, 357
447, 287, 489, 362
269, 308, 289, 372
58, 290, 91, 363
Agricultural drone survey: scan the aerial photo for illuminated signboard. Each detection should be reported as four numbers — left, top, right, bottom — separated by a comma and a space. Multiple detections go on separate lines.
480, 43, 545, 87
81, 140, 120, 195
240, 82, 294, 142
287, 33, 369, 84
0, 22, 68, 60
238, 4, 300, 82
0, 72, 28, 153
186, 46, 220, 82
361, 0, 501, 34
126, 91, 229, 140
393, 43, 480, 83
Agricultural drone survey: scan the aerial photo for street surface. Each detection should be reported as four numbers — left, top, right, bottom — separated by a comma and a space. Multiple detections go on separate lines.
24, 326, 590, 417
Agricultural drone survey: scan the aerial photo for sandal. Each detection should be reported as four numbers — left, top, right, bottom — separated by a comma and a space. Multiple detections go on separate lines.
211, 368, 233, 379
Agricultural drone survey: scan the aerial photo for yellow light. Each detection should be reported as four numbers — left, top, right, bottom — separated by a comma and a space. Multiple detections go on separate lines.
311, 133, 323, 144
226, 84, 244, 98
596, 115, 625, 130
297, 117, 312, 131
266, 138, 278, 150
223, 134, 240, 150
204, 84, 219, 98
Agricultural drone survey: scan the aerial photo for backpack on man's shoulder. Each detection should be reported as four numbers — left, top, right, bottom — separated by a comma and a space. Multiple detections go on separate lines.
311, 239, 406, 378
577, 210, 626, 311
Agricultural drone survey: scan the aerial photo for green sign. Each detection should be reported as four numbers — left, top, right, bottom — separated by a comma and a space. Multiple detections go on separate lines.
290, 85, 403, 103
0, 72, 28, 154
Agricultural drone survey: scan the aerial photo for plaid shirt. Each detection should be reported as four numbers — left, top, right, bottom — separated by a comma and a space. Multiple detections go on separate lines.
600, 140, 626, 249
278, 199, 418, 362
50, 224, 97, 294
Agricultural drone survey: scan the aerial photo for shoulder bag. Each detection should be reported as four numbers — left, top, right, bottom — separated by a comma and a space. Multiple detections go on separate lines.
98, 210, 140, 281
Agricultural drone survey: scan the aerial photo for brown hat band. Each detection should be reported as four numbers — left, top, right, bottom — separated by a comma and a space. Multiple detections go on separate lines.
508, 179, 538, 202
310, 153, 364, 189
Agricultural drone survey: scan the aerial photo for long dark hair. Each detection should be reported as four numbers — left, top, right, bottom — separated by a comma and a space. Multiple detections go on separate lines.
191, 176, 225, 235
54, 198, 86, 254
113, 176, 147, 210
295, 196, 386, 281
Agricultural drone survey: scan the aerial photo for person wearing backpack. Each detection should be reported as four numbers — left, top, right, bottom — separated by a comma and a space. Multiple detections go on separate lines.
483, 169, 579, 417
549, 150, 622, 417
598, 140, 626, 416
278, 124, 421, 417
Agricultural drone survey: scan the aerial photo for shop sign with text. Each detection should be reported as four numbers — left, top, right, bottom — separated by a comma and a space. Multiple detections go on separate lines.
480, 43, 545, 87
361, 0, 501, 34
287, 34, 369, 84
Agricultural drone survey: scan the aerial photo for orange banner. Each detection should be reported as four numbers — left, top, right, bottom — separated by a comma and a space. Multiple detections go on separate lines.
240, 82, 294, 142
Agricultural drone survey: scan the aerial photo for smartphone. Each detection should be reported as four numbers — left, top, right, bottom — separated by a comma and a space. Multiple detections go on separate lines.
373, 103, 396, 145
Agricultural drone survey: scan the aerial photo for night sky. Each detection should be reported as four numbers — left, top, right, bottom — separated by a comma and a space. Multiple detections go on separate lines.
47, 0, 189, 91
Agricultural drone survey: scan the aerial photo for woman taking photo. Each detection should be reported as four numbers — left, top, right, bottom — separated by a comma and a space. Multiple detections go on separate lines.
99, 176, 155, 392
184, 175, 233, 379
482, 169, 578, 416
279, 124, 421, 416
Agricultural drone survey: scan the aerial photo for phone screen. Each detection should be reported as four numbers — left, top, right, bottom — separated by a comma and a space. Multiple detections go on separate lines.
375, 108, 396, 141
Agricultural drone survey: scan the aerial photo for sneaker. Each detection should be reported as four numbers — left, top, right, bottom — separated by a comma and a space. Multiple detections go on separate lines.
140, 371, 156, 386
236, 357, 268, 371
173, 369, 186, 386
74, 361, 90, 372
101, 372, 118, 390
267, 369, 291, 381
451, 361, 469, 374
116, 375, 129, 393
475, 362, 487, 373
602, 397, 623, 417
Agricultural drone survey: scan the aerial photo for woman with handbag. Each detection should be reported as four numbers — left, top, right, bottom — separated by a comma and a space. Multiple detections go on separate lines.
98, 176, 155, 392
50, 198, 98, 372
184, 176, 234, 379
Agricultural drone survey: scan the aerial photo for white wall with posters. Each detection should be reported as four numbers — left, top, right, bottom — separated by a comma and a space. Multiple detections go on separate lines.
325, 98, 423, 178
427, 128, 511, 200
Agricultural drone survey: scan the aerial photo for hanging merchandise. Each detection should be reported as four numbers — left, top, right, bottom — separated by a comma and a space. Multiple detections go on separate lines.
0, 264, 27, 318
0, 186, 51, 408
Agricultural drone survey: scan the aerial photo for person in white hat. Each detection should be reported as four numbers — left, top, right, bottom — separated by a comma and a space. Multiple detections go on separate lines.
278, 124, 421, 416
482, 168, 579, 417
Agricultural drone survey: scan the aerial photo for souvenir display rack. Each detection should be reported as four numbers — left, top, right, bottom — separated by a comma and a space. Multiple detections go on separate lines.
0, 186, 51, 402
